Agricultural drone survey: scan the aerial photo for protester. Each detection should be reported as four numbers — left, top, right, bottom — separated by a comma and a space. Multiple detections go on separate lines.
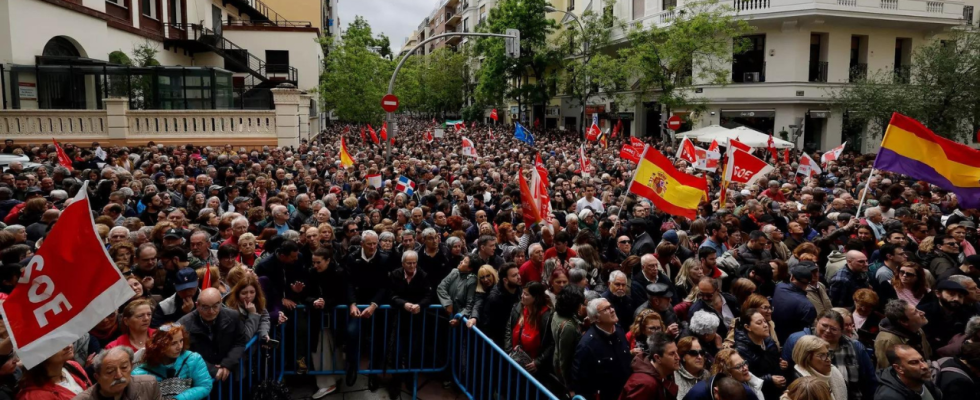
106, 299, 156, 352
16, 346, 90, 400
131, 324, 213, 400
75, 347, 160, 400
178, 288, 248, 380
873, 345, 940, 400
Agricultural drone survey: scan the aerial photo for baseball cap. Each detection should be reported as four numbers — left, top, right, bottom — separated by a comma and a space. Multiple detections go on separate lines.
937, 279, 968, 293
174, 268, 199, 291
790, 261, 818, 282
662, 230, 679, 245
164, 228, 185, 240
645, 283, 674, 299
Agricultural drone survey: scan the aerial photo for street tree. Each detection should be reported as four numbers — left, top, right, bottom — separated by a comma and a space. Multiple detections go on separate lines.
554, 2, 630, 132
620, 0, 753, 125
396, 48, 469, 118
473, 0, 559, 124
832, 30, 980, 141
319, 16, 393, 124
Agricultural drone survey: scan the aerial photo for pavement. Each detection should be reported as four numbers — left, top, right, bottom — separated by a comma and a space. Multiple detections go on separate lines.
284, 373, 465, 400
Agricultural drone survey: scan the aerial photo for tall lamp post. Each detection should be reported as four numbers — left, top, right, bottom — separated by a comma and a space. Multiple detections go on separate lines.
544, 5, 589, 134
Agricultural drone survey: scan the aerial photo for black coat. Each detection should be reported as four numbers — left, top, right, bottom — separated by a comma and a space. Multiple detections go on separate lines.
344, 249, 392, 306
600, 290, 633, 330
178, 308, 249, 377
389, 268, 434, 310
631, 232, 657, 257
875, 366, 943, 400
416, 245, 453, 288
918, 292, 979, 351
733, 327, 783, 400
570, 325, 632, 400
481, 282, 521, 348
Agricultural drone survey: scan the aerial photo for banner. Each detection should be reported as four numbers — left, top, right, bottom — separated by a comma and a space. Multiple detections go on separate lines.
798, 153, 823, 178
821, 142, 846, 165
1, 181, 133, 369
619, 144, 641, 163
462, 137, 478, 158
724, 148, 774, 185
676, 136, 698, 164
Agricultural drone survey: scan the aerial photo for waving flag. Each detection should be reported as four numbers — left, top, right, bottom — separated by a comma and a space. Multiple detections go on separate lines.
366, 173, 382, 189
515, 123, 535, 146
519, 168, 542, 226
767, 135, 778, 161
579, 145, 592, 176
490, 109, 498, 122
728, 138, 751, 153
586, 113, 601, 141
534, 118, 541, 129
694, 146, 721, 172
395, 176, 416, 196
628, 146, 707, 219
462, 137, 478, 158
339, 137, 354, 167
534, 153, 550, 188
380, 122, 388, 142
52, 139, 73, 172
358, 126, 366, 144
631, 136, 645, 152
797, 153, 823, 178
619, 144, 641, 163
367, 124, 380, 144
676, 136, 698, 164
874, 113, 980, 207
424, 131, 434, 143
725, 148, 773, 185
821, 142, 846, 165
784, 148, 790, 164
488, 128, 495, 141
599, 131, 608, 148
612, 120, 622, 138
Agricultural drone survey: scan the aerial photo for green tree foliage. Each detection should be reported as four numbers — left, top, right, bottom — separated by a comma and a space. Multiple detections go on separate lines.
396, 48, 469, 118
620, 0, 753, 116
473, 0, 559, 122
319, 16, 394, 124
832, 31, 980, 141
108, 41, 161, 109
554, 1, 630, 132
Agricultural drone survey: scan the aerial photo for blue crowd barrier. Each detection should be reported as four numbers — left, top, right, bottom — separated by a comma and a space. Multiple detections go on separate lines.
449, 314, 586, 400
208, 335, 279, 400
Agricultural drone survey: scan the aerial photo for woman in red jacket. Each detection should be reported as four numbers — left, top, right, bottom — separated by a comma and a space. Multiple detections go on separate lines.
16, 345, 91, 400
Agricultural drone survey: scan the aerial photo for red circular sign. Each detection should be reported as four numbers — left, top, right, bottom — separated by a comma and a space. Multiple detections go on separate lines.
667, 115, 682, 130
381, 94, 400, 113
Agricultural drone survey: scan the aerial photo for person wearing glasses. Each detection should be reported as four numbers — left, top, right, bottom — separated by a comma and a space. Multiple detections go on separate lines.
687, 277, 738, 339
929, 234, 962, 281
787, 335, 847, 400
178, 288, 248, 382
571, 298, 633, 400
782, 311, 877, 400
674, 336, 710, 400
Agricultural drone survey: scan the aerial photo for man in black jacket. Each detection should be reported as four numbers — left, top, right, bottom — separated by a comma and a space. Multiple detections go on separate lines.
342, 230, 390, 385
478, 263, 521, 348
918, 280, 978, 351
178, 288, 248, 380
935, 342, 980, 400
387, 249, 434, 397
874, 344, 942, 400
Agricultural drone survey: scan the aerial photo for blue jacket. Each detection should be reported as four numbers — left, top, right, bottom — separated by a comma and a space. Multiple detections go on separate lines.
782, 328, 877, 400
682, 374, 759, 400
828, 266, 870, 308
770, 282, 816, 344
132, 350, 214, 400
570, 325, 633, 400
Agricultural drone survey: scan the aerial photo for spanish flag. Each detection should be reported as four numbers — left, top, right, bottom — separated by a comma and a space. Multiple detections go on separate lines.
628, 145, 707, 219
340, 137, 354, 167
874, 113, 980, 208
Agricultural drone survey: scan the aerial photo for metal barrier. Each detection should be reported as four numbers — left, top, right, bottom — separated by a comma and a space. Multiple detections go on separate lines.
450, 314, 586, 400
208, 335, 280, 400
275, 304, 450, 399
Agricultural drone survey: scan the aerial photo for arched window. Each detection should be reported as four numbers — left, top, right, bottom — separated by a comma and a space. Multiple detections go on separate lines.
41, 37, 81, 58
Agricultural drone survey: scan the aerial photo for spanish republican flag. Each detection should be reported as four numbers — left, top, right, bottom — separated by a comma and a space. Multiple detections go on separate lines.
628, 145, 707, 219
339, 137, 354, 167
874, 113, 980, 208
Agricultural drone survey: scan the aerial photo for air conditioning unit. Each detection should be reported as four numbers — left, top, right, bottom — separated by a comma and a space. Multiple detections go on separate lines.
744, 72, 760, 82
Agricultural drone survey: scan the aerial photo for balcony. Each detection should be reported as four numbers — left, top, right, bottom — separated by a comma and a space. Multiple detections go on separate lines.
849, 63, 868, 82
808, 61, 828, 82
447, 10, 462, 26
446, 25, 464, 44
733, 62, 767, 83
726, 0, 966, 25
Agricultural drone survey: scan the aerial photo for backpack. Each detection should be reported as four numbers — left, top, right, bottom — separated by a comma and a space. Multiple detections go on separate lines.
930, 357, 974, 386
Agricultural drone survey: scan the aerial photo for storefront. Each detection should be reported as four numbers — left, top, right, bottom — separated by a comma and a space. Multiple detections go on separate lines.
720, 109, 776, 135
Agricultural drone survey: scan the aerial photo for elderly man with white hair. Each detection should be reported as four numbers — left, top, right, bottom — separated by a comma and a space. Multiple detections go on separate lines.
601, 270, 633, 329
864, 206, 886, 240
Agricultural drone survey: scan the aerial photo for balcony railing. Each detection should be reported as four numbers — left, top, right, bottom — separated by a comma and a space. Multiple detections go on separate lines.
735, 0, 772, 11
849, 63, 868, 82
808, 61, 828, 82
729, 0, 963, 18
224, 20, 313, 28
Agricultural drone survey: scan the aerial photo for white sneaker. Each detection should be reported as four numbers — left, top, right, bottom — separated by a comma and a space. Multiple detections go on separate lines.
312, 386, 338, 399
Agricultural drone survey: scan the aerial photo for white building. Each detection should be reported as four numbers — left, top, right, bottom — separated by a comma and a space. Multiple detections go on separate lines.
571, 0, 976, 151
0, 0, 323, 111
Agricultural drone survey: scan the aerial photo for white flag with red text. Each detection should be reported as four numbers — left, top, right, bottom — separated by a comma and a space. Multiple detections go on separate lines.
724, 148, 774, 185
821, 142, 846, 165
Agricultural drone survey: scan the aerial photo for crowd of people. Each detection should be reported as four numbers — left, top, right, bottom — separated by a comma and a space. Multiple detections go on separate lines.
0, 117, 978, 400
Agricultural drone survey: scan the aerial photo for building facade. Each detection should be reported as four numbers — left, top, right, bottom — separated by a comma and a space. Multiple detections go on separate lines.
0, 0, 323, 112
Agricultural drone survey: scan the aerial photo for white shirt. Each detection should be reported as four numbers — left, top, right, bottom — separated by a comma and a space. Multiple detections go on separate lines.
57, 368, 84, 395
575, 196, 604, 214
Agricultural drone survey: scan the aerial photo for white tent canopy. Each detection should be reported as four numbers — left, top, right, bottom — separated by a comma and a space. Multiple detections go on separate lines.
693, 125, 795, 149
682, 124, 730, 138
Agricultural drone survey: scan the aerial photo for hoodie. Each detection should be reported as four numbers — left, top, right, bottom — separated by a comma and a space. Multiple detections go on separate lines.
874, 318, 932, 369
619, 354, 678, 400
873, 366, 942, 400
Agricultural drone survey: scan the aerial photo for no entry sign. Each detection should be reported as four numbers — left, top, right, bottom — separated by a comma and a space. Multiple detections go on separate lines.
667, 115, 682, 131
381, 94, 399, 113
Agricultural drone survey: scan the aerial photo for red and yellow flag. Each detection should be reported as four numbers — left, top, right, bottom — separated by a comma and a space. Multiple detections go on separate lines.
340, 137, 354, 167
628, 146, 707, 219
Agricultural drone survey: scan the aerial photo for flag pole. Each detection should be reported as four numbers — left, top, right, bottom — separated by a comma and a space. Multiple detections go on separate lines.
855, 168, 877, 219
617, 144, 650, 221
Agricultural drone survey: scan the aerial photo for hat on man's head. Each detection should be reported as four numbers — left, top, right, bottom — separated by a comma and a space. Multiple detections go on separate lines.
164, 228, 185, 240
662, 230, 679, 245
174, 268, 199, 291
789, 261, 818, 281
645, 282, 674, 299
937, 279, 968, 293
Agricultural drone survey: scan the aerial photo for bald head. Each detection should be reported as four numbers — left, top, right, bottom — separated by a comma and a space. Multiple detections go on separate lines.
41, 209, 60, 223
197, 288, 223, 322
845, 250, 869, 273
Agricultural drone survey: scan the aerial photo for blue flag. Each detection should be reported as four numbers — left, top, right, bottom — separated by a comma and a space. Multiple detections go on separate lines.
515, 122, 535, 146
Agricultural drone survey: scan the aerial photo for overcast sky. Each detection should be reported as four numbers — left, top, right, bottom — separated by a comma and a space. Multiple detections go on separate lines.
338, 0, 440, 54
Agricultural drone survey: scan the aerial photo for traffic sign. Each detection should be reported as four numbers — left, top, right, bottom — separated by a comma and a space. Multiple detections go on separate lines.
381, 94, 399, 113
667, 115, 682, 131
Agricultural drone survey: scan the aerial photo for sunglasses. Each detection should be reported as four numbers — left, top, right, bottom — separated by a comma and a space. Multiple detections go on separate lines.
685, 350, 707, 358
899, 271, 917, 277
619, 240, 631, 244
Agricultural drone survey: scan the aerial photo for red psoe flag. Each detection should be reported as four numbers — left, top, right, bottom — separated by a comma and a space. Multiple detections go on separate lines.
52, 139, 73, 172
519, 168, 542, 226
784, 148, 790, 164
0, 181, 133, 369
724, 148, 775, 185
676, 136, 698, 164
201, 267, 212, 289
359, 127, 367, 144
380, 122, 388, 141
367, 124, 380, 144
490, 109, 499, 122
619, 144, 641, 163
630, 137, 645, 151
767, 135, 778, 161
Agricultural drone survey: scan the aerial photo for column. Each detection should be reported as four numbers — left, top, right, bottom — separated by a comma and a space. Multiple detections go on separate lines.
272, 84, 301, 148
299, 92, 311, 143
104, 97, 129, 143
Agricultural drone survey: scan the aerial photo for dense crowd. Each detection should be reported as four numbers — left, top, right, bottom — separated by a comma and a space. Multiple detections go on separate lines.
0, 117, 977, 400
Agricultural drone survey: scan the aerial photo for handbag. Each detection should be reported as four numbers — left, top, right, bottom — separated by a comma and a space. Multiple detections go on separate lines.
508, 317, 534, 369
148, 360, 192, 400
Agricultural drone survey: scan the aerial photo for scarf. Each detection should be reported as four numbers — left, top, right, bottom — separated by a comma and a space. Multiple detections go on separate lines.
831, 338, 862, 400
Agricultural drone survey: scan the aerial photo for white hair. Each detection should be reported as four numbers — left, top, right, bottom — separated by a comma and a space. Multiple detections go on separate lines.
609, 270, 627, 283
361, 230, 379, 240
402, 250, 418, 263
586, 298, 607, 321
689, 310, 721, 336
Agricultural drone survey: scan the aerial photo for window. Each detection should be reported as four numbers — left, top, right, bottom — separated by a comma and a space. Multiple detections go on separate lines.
169, 0, 183, 24
106, 0, 123, 5
265, 50, 289, 74
569, 0, 575, 11
632, 0, 645, 19
463, 18, 469, 32
142, 0, 157, 18
663, 0, 677, 10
